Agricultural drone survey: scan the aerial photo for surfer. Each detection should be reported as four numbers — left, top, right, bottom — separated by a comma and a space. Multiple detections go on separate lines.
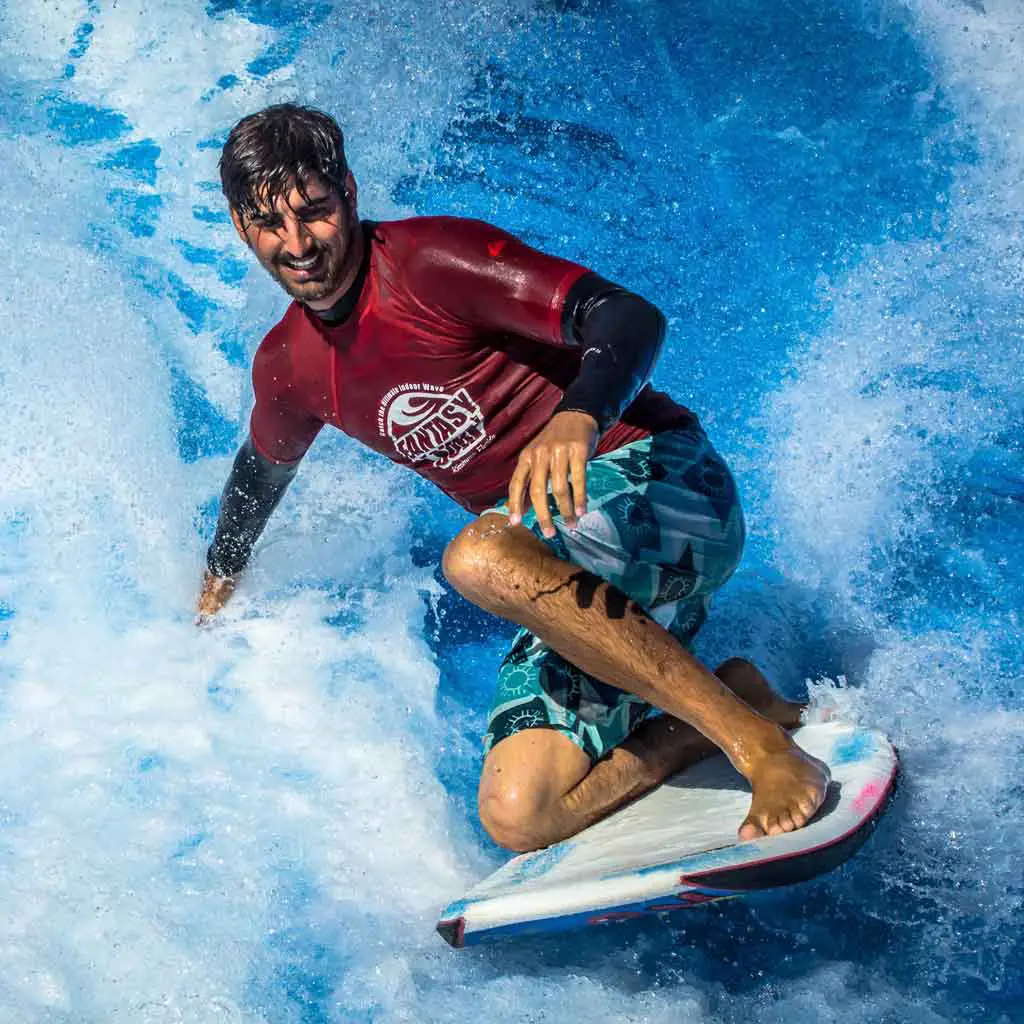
197, 103, 829, 852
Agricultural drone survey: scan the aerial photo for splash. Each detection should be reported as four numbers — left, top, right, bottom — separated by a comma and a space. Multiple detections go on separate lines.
762, 0, 1024, 1000
0, 0, 1019, 1020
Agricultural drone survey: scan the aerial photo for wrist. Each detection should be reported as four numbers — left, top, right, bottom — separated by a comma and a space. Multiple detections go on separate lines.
552, 408, 599, 431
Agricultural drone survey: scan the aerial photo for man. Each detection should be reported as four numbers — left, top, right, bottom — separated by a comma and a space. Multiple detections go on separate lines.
198, 103, 828, 853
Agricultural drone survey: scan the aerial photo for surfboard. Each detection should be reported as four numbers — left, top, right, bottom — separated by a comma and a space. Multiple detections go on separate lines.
437, 721, 897, 947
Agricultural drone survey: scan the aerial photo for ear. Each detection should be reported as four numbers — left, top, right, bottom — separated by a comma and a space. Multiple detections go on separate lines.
343, 170, 357, 208
229, 206, 250, 245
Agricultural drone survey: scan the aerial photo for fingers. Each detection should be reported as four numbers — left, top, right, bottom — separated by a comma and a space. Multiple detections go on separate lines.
508, 444, 589, 536
569, 447, 588, 518
195, 572, 236, 625
542, 444, 588, 531
550, 446, 575, 528
508, 449, 556, 534
507, 457, 532, 526
508, 413, 598, 529
530, 457, 555, 538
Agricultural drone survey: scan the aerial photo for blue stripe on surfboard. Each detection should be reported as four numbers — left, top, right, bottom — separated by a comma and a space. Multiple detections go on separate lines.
448, 885, 739, 946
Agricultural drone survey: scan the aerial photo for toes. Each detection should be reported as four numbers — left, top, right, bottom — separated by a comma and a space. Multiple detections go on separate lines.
740, 753, 832, 843
796, 795, 819, 822
738, 818, 764, 842
742, 803, 812, 840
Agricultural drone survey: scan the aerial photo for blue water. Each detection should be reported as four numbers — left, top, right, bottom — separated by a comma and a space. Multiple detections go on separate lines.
0, 0, 1020, 1021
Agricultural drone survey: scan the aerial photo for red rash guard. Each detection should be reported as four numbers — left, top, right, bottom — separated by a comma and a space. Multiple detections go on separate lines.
249, 216, 695, 514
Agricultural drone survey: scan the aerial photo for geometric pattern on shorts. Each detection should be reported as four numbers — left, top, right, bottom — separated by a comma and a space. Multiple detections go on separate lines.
483, 426, 746, 761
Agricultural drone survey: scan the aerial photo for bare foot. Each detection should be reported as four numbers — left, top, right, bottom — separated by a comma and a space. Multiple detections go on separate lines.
715, 659, 831, 840
625, 658, 828, 841
737, 727, 830, 841
635, 658, 806, 784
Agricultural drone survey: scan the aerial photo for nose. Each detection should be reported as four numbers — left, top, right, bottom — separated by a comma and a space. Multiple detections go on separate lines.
279, 215, 313, 257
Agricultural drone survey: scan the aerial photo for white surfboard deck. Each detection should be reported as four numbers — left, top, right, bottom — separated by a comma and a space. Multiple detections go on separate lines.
438, 722, 897, 947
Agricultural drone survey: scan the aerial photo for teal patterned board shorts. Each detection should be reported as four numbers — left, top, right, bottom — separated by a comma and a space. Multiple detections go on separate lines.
482, 426, 746, 762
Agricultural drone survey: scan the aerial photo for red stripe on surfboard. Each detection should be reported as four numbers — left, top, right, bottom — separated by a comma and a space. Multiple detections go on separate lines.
679, 754, 899, 888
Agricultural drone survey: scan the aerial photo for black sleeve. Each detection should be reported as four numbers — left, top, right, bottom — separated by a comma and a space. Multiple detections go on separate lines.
554, 271, 667, 431
206, 437, 300, 577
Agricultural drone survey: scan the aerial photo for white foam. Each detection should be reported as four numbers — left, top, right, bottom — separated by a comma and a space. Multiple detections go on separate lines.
760, 0, 1024, 999
0, 0, 86, 76
0, 0, 1020, 1018
0, 3, 497, 1018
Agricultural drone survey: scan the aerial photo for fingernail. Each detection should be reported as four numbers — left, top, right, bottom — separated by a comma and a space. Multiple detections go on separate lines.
543, 527, 556, 538
509, 514, 520, 526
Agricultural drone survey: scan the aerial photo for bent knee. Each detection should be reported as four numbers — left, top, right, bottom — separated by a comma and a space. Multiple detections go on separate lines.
442, 515, 527, 605
478, 781, 549, 854
440, 527, 480, 595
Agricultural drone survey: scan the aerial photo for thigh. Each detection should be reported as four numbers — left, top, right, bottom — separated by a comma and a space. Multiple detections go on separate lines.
477, 427, 742, 762
557, 427, 746, 645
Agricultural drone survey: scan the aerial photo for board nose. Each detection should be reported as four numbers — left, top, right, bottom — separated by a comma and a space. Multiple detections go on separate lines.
436, 917, 466, 948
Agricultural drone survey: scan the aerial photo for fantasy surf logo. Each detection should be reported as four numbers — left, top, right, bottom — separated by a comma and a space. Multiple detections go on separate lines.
378, 383, 491, 471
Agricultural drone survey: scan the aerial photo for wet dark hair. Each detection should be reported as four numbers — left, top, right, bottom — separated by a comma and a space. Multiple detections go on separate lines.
219, 103, 349, 222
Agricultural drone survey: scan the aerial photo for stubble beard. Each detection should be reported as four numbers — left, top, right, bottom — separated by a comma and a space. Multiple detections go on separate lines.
271, 245, 346, 303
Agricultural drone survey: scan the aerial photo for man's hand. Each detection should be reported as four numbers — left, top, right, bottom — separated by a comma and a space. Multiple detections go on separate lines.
196, 570, 237, 625
508, 411, 599, 537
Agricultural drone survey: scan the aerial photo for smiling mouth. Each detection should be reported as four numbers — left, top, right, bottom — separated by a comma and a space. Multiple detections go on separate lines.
280, 251, 324, 275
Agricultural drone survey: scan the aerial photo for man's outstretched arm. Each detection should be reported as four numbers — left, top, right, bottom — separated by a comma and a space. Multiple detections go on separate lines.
197, 437, 300, 619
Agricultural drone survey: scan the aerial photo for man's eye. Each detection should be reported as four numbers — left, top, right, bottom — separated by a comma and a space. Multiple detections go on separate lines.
299, 206, 330, 221
253, 216, 282, 230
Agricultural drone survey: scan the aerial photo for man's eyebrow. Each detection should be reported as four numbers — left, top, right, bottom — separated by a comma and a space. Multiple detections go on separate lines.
244, 189, 335, 222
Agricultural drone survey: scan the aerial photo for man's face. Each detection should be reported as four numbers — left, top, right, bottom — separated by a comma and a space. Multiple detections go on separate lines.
231, 173, 361, 308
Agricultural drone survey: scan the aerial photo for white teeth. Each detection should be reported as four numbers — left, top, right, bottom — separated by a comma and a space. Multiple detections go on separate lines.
285, 254, 318, 270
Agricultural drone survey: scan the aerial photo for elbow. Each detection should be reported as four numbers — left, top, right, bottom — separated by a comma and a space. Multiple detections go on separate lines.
618, 292, 664, 387
642, 298, 666, 372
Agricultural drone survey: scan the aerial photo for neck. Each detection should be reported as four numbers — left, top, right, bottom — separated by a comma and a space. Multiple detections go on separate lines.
308, 220, 375, 326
